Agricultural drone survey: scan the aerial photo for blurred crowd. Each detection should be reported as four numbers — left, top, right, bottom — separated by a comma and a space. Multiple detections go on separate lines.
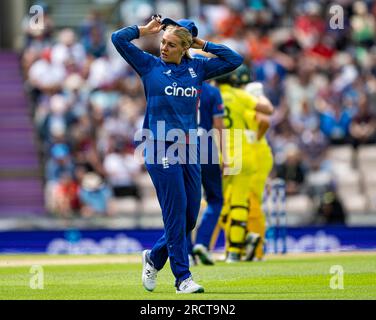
21, 0, 376, 223
22, 6, 145, 218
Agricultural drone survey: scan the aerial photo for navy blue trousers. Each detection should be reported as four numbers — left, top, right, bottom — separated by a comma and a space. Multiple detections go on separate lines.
146, 141, 201, 286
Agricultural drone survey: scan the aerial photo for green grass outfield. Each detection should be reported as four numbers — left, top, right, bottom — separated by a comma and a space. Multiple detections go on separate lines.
0, 252, 375, 300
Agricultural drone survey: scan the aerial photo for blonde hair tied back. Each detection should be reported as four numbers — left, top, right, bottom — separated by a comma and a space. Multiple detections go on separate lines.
165, 25, 193, 59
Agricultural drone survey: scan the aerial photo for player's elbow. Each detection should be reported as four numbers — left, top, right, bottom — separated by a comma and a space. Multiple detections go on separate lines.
259, 117, 270, 129
111, 32, 118, 45
232, 53, 244, 68
257, 103, 273, 115
213, 117, 225, 131
266, 102, 274, 115
257, 97, 274, 115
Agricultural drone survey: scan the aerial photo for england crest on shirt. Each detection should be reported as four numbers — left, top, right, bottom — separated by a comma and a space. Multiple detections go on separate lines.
188, 68, 197, 78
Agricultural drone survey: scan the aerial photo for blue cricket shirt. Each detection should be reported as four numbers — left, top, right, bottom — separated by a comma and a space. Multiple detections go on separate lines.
111, 25, 242, 143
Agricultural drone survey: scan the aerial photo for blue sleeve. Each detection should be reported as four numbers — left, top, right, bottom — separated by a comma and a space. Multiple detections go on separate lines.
111, 25, 157, 76
212, 87, 224, 117
201, 41, 243, 80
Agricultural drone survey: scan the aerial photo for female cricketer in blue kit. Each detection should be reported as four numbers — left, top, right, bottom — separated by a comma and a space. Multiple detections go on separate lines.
111, 15, 243, 293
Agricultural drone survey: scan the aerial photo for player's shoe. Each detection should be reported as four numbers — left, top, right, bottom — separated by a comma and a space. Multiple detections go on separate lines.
253, 257, 265, 262
244, 232, 261, 261
176, 277, 204, 294
226, 252, 241, 263
193, 244, 214, 265
142, 250, 158, 291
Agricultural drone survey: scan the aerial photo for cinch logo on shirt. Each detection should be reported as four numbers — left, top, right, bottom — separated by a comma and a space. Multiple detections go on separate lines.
164, 82, 198, 97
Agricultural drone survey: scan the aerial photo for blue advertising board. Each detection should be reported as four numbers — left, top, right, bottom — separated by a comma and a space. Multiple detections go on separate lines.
0, 227, 375, 254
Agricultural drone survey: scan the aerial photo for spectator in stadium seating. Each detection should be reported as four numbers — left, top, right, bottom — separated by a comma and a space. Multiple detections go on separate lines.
318, 95, 353, 145
254, 48, 287, 84
291, 99, 328, 170
299, 125, 328, 171
87, 56, 118, 90
275, 28, 302, 64
82, 27, 107, 59
246, 29, 274, 63
44, 143, 75, 215
293, 1, 325, 49
307, 34, 337, 67
350, 1, 375, 48
365, 71, 376, 108
80, 10, 107, 58
78, 172, 113, 217
21, 25, 53, 78
80, 9, 106, 43
276, 144, 306, 195
313, 187, 347, 225
103, 138, 142, 200
269, 116, 300, 166
39, 94, 76, 146
101, 99, 143, 145
69, 114, 93, 152
216, 6, 245, 38
28, 47, 66, 94
63, 73, 89, 119
82, 142, 106, 177
68, 113, 105, 177
45, 143, 75, 182
350, 93, 376, 148
284, 62, 321, 117
291, 99, 319, 134
51, 29, 86, 71
262, 72, 285, 108
52, 172, 80, 218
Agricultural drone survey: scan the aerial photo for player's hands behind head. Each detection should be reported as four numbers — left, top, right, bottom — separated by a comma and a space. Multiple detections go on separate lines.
140, 15, 164, 36
191, 37, 205, 49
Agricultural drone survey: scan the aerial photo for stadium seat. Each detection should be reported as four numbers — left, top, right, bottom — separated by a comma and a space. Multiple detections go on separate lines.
357, 146, 376, 173
138, 215, 164, 228
367, 198, 376, 214
135, 172, 156, 197
364, 183, 376, 213
358, 163, 376, 179
340, 194, 368, 214
365, 189, 376, 214
358, 160, 376, 173
335, 169, 361, 195
361, 170, 376, 186
141, 195, 161, 215
331, 162, 354, 177
357, 145, 376, 163
111, 198, 140, 216
306, 170, 332, 187
334, 168, 360, 184
326, 145, 354, 166
285, 194, 314, 218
